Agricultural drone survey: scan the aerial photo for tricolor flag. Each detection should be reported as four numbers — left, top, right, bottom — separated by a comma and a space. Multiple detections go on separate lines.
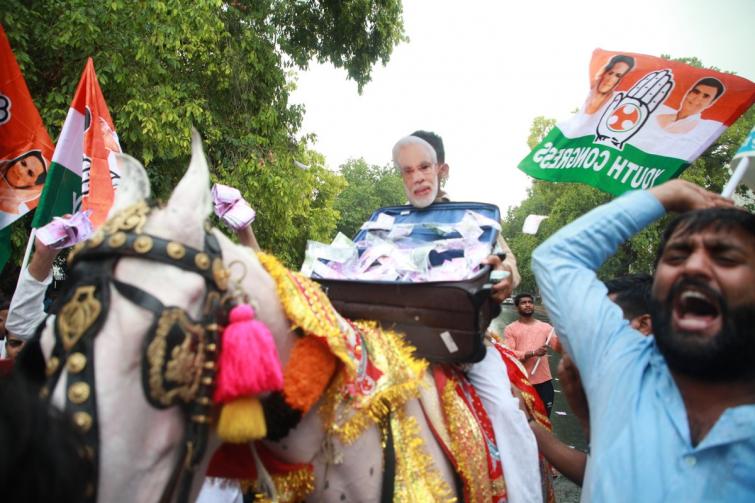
32, 57, 121, 230
518, 49, 755, 195
0, 25, 55, 270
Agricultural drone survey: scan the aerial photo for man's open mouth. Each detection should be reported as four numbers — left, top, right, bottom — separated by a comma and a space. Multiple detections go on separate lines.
672, 287, 722, 336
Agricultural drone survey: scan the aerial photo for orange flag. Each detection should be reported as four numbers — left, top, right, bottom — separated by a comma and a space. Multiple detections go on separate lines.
32, 57, 121, 229
0, 24, 54, 230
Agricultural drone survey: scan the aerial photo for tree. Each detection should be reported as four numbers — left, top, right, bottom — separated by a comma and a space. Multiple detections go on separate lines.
504, 59, 754, 294
333, 158, 406, 238
1, 0, 405, 269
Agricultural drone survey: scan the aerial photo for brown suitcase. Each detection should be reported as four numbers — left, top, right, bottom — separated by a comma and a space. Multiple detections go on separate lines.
314, 202, 501, 363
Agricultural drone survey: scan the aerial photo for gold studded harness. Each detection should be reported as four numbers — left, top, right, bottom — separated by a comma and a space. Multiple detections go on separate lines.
42, 202, 231, 503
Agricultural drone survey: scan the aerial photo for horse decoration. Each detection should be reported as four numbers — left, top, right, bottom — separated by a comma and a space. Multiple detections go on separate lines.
32, 130, 553, 502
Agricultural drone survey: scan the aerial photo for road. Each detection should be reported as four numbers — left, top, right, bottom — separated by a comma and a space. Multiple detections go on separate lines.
494, 305, 583, 503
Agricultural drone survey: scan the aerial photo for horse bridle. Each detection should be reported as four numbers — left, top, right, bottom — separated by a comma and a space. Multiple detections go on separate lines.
41, 201, 232, 503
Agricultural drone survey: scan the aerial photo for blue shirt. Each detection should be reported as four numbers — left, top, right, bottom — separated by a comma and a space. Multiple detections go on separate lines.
532, 190, 755, 502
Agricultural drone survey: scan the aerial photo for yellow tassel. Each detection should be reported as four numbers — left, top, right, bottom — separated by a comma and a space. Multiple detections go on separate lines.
217, 397, 267, 443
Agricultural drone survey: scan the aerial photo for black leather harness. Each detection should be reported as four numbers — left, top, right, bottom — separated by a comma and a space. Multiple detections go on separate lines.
41, 202, 231, 503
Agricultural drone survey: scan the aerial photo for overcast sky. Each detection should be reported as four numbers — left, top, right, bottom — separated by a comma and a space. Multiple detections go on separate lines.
291, 0, 755, 212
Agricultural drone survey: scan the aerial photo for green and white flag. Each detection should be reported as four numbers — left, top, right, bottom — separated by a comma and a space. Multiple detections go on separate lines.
32, 57, 121, 229
518, 49, 755, 195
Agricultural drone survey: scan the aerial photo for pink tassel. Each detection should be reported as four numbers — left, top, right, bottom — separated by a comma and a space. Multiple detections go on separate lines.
213, 304, 284, 404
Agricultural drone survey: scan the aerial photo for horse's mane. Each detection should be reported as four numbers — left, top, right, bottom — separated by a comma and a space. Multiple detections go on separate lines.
0, 367, 94, 502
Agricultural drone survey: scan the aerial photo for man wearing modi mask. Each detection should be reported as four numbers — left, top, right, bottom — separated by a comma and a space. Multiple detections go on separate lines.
392, 133, 542, 503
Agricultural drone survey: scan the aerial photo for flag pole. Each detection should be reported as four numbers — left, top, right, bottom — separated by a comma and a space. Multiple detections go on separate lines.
721, 157, 749, 198
530, 327, 554, 377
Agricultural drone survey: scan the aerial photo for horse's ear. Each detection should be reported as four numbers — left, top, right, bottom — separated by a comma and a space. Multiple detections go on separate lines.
166, 128, 212, 221
107, 153, 151, 218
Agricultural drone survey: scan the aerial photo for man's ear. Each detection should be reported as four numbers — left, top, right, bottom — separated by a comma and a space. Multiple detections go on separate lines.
438, 163, 449, 186
630, 314, 653, 336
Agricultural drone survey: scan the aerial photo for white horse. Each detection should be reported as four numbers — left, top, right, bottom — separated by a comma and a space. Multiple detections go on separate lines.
37, 132, 459, 502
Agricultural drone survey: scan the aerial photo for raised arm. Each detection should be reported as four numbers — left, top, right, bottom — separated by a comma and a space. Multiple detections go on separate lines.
6, 239, 59, 341
532, 190, 664, 381
532, 180, 732, 384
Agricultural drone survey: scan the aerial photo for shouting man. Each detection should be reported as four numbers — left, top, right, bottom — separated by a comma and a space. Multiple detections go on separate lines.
532, 179, 754, 500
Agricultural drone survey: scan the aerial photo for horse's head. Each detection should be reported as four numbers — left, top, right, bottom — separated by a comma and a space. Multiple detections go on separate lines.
40, 131, 293, 502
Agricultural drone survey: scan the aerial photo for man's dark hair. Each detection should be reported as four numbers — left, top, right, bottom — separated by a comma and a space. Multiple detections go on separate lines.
410, 130, 445, 164
0, 372, 95, 502
605, 273, 652, 320
0, 293, 10, 312
605, 54, 635, 73
655, 208, 755, 267
693, 77, 725, 101
514, 293, 534, 306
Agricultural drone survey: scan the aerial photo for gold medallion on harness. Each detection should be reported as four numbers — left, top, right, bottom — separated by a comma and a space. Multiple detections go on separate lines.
133, 235, 154, 254
46, 356, 60, 377
167, 242, 186, 260
73, 411, 93, 432
108, 232, 127, 248
195, 253, 210, 270
67, 352, 87, 374
102, 201, 150, 234
68, 382, 90, 404
212, 258, 229, 291
58, 285, 102, 351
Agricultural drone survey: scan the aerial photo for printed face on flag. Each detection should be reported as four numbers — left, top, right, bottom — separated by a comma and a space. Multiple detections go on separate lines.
0, 150, 48, 216
518, 49, 755, 196
0, 26, 54, 229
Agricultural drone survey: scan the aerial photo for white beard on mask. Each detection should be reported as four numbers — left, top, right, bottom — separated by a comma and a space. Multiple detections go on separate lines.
405, 177, 439, 209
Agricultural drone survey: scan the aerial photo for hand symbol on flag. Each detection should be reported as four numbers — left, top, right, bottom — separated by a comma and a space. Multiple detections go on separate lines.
595, 69, 673, 149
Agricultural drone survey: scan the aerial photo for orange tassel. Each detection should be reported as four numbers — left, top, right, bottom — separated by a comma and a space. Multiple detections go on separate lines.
283, 336, 337, 413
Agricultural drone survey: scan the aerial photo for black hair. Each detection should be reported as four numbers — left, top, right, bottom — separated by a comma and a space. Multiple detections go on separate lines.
605, 54, 635, 73
410, 130, 445, 164
0, 294, 10, 311
605, 273, 652, 320
0, 371, 94, 502
3, 150, 48, 188
514, 293, 534, 306
655, 207, 755, 268
693, 77, 725, 101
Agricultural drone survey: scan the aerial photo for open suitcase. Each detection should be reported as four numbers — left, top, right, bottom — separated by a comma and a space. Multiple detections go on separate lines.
314, 201, 502, 364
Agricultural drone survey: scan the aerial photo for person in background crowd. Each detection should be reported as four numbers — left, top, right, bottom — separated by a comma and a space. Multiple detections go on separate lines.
504, 293, 561, 416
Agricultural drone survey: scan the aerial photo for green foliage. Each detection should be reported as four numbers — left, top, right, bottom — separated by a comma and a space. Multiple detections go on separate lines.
1, 0, 405, 269
505, 60, 754, 294
526, 116, 557, 149
333, 158, 406, 238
